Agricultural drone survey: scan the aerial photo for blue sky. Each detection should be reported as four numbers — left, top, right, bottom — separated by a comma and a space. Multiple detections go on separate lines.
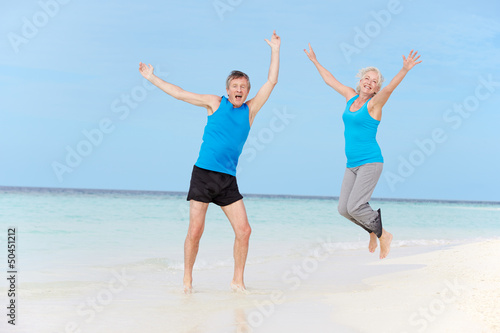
1, 0, 500, 201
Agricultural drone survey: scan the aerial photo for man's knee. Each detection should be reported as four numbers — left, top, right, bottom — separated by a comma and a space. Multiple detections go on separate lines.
187, 225, 204, 242
236, 224, 251, 241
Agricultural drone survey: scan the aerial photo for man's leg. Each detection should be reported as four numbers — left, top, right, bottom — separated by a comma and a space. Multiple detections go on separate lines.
183, 200, 209, 293
221, 199, 251, 291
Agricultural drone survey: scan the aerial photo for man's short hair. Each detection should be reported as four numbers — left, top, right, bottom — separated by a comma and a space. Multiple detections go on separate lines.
226, 70, 250, 90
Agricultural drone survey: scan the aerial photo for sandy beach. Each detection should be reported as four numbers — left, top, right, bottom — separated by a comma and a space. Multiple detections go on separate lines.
327, 239, 500, 333
2, 239, 499, 333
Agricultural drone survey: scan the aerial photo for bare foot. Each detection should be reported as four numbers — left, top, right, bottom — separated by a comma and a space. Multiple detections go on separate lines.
183, 276, 193, 294
183, 284, 193, 294
231, 282, 249, 294
379, 228, 393, 259
369, 232, 378, 253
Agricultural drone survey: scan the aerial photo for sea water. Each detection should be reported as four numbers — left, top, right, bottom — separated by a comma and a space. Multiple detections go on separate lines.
0, 187, 499, 332
2, 187, 498, 271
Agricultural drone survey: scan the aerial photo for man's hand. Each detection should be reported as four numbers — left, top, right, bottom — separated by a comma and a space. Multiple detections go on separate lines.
265, 30, 281, 51
139, 62, 154, 80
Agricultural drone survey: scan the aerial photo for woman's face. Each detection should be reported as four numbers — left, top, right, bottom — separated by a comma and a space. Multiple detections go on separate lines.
359, 71, 380, 95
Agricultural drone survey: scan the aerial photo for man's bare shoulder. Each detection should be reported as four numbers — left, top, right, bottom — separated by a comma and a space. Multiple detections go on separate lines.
207, 94, 223, 115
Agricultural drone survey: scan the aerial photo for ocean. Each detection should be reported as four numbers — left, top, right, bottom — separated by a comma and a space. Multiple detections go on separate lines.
1, 186, 499, 333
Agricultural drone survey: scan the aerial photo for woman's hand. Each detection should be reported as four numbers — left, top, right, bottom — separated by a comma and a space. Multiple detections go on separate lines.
304, 43, 318, 63
402, 50, 422, 71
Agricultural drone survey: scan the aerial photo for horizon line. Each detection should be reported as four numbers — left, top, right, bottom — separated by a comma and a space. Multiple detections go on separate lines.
1, 185, 499, 205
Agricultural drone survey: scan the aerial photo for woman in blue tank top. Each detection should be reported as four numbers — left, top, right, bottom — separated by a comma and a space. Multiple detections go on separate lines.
305, 45, 422, 259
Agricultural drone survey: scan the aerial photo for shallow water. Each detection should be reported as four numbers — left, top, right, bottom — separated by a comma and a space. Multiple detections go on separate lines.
0, 187, 499, 332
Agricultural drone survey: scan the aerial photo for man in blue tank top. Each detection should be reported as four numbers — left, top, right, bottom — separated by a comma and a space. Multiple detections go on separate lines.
139, 30, 281, 293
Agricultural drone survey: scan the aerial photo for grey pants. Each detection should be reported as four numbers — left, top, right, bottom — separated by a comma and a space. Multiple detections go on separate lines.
338, 163, 383, 235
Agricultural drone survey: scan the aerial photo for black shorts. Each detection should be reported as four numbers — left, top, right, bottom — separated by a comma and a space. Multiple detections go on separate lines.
186, 165, 243, 206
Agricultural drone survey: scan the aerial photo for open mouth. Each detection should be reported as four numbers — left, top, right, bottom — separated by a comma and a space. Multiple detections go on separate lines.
235, 94, 243, 101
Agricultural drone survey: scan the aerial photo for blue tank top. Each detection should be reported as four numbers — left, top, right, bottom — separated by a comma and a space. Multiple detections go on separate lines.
342, 95, 384, 168
195, 96, 250, 176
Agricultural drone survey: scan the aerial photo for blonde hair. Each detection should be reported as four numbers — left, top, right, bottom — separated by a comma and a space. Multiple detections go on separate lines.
355, 67, 384, 94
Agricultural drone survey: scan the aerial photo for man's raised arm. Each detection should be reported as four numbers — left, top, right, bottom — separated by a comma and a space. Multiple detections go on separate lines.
139, 62, 220, 114
246, 30, 281, 123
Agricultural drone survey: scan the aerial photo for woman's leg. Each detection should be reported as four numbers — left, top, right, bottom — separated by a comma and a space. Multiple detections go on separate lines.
338, 163, 392, 258
338, 166, 372, 233
345, 163, 383, 236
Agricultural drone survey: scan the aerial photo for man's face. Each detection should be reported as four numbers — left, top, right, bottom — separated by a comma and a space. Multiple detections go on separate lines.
226, 77, 250, 108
